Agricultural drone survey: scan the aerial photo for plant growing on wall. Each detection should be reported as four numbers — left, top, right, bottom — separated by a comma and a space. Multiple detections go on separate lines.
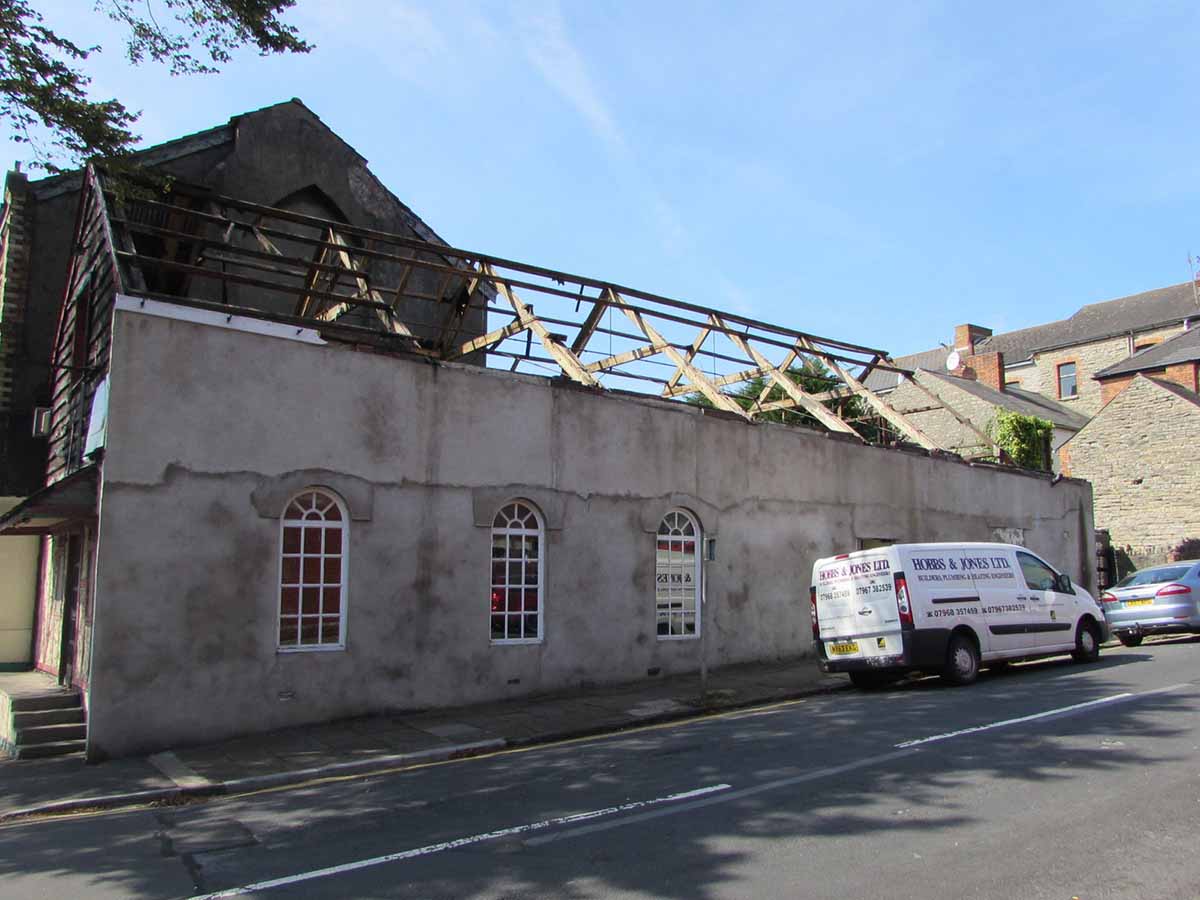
1169, 538, 1200, 562
989, 409, 1053, 471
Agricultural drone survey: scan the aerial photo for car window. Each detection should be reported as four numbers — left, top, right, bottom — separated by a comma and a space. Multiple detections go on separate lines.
1017, 552, 1057, 591
1114, 565, 1191, 588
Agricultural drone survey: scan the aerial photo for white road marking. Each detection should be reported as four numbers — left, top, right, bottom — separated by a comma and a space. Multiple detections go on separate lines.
525, 747, 920, 846
188, 783, 732, 898
895, 682, 1192, 748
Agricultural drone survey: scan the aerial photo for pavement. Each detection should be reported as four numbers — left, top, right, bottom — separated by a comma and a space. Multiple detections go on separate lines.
0, 658, 845, 822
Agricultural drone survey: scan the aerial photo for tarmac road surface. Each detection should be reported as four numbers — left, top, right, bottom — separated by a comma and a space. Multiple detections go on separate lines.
3, 638, 1200, 899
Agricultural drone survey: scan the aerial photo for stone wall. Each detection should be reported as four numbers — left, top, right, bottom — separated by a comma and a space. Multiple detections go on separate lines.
1060, 375, 1200, 567
887, 371, 1073, 472
888, 375, 993, 457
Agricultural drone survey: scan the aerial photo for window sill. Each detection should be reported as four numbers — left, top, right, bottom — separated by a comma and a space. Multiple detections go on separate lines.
490, 638, 544, 646
277, 643, 346, 654
656, 634, 700, 641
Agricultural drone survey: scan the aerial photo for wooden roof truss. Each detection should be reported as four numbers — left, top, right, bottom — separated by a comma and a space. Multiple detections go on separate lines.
91, 167, 1002, 456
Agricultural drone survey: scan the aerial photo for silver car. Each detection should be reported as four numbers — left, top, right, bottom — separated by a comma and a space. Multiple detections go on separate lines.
1102, 560, 1200, 646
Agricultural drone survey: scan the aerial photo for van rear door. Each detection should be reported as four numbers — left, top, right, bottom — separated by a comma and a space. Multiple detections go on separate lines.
813, 549, 904, 661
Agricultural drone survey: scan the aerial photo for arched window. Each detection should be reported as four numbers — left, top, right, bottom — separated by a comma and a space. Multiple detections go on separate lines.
490, 500, 543, 643
279, 489, 348, 650
656, 510, 701, 638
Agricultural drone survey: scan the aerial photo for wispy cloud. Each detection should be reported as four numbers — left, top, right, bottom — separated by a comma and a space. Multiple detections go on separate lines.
514, 1, 626, 156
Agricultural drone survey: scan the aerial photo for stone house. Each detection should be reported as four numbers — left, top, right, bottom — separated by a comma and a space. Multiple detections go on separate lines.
0, 102, 1095, 760
1058, 326, 1200, 568
867, 283, 1200, 416
1091, 323, 1200, 404
868, 282, 1200, 575
885, 368, 1088, 471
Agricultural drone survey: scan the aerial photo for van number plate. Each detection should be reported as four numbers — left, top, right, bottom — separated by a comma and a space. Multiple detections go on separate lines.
829, 641, 859, 655
1124, 599, 1152, 607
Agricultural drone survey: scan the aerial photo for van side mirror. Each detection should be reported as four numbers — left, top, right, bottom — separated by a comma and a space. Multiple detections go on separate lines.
1055, 573, 1074, 594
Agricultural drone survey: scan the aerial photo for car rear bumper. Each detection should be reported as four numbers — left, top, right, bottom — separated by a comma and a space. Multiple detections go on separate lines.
817, 628, 950, 673
1110, 619, 1200, 637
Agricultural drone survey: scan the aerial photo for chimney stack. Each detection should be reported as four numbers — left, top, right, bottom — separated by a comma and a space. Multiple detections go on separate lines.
964, 351, 1006, 392
953, 323, 993, 355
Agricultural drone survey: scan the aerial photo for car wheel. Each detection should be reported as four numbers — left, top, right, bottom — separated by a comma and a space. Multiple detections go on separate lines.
1072, 620, 1101, 662
849, 671, 894, 690
1118, 632, 1144, 648
940, 633, 979, 686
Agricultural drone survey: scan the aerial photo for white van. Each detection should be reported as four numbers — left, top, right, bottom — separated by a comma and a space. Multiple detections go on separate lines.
810, 543, 1109, 688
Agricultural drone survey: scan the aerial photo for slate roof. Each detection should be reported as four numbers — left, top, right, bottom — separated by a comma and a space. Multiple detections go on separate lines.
916, 370, 1090, 430
867, 281, 1200, 391
1093, 325, 1200, 379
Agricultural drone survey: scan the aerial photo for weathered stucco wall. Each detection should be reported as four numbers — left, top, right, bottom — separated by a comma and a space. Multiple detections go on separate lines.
87, 304, 1095, 757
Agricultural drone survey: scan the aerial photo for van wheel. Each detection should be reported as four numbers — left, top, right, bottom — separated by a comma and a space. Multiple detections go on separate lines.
1117, 632, 1143, 648
941, 633, 979, 686
849, 671, 894, 690
1072, 620, 1101, 662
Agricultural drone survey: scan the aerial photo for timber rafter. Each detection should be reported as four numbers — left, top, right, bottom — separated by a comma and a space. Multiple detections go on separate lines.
91, 166, 999, 456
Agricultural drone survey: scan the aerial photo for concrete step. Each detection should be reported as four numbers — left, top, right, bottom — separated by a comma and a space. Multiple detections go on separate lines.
12, 707, 85, 728
11, 691, 82, 713
15, 722, 86, 744
13, 739, 86, 760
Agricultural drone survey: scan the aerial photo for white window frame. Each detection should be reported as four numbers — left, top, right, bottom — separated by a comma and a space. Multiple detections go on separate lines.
655, 508, 702, 641
489, 500, 545, 645
277, 488, 349, 652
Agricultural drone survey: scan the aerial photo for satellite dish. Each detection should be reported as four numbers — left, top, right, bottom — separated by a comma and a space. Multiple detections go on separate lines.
945, 350, 962, 371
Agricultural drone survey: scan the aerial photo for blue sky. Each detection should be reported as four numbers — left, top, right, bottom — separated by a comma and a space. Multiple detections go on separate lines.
5, 1, 1199, 357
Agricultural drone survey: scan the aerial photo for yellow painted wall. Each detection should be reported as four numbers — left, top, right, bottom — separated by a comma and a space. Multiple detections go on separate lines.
0, 498, 38, 665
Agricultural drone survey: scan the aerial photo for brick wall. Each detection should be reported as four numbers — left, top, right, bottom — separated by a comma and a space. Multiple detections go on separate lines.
1100, 362, 1199, 406
1099, 375, 1134, 406
1059, 375, 1200, 567
954, 323, 992, 352
964, 351, 1004, 392
1164, 362, 1199, 394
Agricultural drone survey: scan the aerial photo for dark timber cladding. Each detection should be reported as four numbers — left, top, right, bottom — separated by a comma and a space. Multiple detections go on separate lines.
52, 165, 996, 464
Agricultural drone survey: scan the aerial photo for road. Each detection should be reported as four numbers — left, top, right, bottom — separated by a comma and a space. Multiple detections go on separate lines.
4, 638, 1200, 899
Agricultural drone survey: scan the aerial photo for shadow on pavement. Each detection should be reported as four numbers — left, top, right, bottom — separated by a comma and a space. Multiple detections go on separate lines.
0, 644, 1194, 899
